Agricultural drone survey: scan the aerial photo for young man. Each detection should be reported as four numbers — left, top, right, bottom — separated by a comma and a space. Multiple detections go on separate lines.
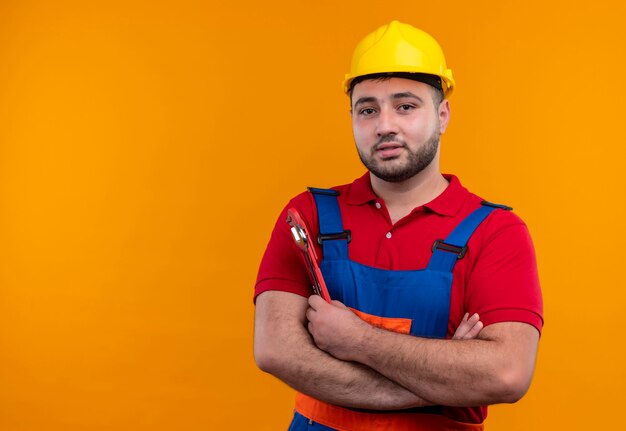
254, 21, 543, 431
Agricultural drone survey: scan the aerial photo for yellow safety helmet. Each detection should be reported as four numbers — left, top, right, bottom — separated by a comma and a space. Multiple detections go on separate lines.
343, 21, 455, 97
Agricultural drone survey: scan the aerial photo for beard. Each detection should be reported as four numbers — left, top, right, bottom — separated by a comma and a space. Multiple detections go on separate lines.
357, 131, 440, 183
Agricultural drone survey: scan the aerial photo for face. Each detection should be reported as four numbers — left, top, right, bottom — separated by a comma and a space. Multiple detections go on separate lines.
351, 78, 450, 183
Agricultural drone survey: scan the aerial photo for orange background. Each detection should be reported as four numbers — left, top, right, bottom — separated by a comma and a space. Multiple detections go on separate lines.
1, 1, 625, 430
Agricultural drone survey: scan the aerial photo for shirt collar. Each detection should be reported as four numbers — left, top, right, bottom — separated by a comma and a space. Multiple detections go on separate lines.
345, 172, 468, 217
424, 174, 467, 217
345, 172, 377, 205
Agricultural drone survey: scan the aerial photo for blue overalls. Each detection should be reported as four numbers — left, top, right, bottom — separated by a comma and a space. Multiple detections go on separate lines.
290, 188, 509, 431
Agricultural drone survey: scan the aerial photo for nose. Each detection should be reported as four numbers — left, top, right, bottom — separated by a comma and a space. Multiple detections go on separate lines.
376, 106, 398, 136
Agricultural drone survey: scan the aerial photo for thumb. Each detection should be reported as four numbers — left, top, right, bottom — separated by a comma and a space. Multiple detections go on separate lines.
331, 300, 348, 309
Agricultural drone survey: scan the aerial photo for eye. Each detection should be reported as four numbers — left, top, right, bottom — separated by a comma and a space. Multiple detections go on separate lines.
397, 104, 415, 112
359, 107, 377, 116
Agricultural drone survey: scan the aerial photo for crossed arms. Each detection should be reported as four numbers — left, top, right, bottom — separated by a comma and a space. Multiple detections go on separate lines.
254, 290, 539, 410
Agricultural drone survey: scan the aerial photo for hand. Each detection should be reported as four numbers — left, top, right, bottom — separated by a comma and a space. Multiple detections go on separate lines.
308, 293, 484, 359
306, 295, 369, 362
452, 313, 483, 340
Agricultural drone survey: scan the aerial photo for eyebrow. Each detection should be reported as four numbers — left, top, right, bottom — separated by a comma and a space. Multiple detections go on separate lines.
353, 92, 424, 109
353, 96, 377, 109
392, 92, 424, 103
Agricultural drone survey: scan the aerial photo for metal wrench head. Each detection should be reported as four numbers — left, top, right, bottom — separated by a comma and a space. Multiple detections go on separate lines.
289, 225, 309, 251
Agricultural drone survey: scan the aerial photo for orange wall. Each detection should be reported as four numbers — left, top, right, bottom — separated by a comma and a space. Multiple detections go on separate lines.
1, 1, 625, 429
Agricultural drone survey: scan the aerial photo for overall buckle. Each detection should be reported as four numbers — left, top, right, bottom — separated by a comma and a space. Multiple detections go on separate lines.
317, 230, 352, 245
432, 239, 467, 259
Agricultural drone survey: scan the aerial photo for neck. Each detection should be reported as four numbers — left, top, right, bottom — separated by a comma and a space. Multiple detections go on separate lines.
370, 164, 448, 223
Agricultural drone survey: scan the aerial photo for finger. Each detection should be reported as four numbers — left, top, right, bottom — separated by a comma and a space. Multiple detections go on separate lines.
331, 300, 348, 309
456, 314, 483, 340
452, 313, 471, 339
457, 314, 482, 340
464, 320, 483, 339
465, 312, 480, 327
305, 307, 315, 322
308, 294, 324, 309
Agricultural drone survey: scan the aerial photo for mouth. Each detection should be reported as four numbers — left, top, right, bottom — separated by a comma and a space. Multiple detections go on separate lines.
374, 141, 405, 159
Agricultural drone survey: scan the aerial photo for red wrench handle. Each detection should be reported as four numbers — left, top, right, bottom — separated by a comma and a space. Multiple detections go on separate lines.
286, 208, 332, 303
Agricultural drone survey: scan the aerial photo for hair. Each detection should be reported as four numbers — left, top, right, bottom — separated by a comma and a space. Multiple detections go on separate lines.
349, 72, 444, 107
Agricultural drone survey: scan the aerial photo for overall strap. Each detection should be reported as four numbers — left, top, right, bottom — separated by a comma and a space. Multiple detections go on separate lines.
309, 187, 350, 260
426, 201, 512, 272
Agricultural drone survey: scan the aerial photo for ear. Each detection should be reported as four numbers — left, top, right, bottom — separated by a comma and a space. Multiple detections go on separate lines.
438, 99, 451, 134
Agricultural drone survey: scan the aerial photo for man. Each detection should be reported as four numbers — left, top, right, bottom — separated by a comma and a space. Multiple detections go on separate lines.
254, 21, 543, 431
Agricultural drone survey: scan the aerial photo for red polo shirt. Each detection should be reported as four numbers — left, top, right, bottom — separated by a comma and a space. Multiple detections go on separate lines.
255, 173, 543, 424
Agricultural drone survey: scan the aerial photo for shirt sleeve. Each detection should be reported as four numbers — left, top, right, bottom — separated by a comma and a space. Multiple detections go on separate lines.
464, 210, 544, 333
254, 193, 318, 302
